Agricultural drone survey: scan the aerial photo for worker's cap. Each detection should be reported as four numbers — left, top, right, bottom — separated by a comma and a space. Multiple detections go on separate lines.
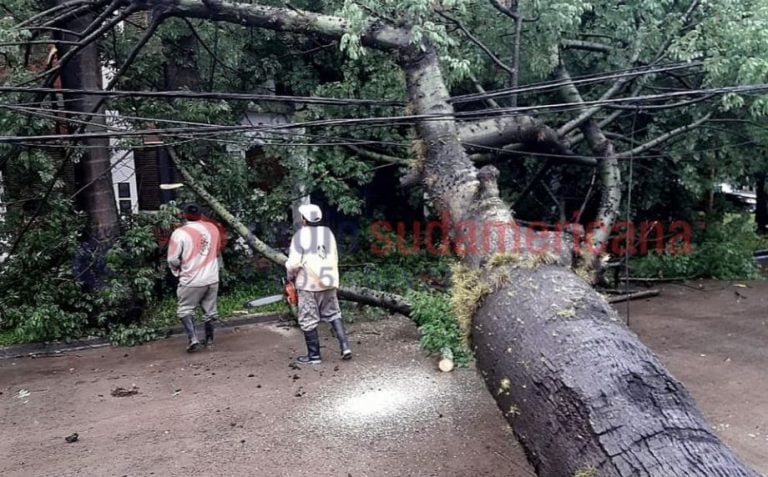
298, 204, 322, 223
183, 203, 202, 220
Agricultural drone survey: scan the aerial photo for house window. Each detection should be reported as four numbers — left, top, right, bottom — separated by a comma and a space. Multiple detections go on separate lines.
117, 182, 130, 198
119, 199, 132, 215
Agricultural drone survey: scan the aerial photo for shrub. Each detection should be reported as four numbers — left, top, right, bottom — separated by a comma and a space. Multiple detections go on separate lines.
632, 213, 761, 280
406, 290, 471, 367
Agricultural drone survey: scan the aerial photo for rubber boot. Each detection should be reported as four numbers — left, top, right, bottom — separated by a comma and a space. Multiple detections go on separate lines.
296, 328, 322, 364
204, 320, 214, 347
330, 319, 352, 360
181, 315, 200, 352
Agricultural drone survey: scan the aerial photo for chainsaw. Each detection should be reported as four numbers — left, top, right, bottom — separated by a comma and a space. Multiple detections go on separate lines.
243, 278, 298, 316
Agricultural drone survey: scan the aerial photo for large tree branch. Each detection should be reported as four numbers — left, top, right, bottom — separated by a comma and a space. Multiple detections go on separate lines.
128, 0, 411, 50
556, 64, 620, 255
561, 39, 612, 53
458, 116, 570, 156
616, 113, 711, 158
171, 149, 287, 264
346, 145, 412, 166
556, 50, 641, 137
565, 85, 641, 149
556, 79, 629, 137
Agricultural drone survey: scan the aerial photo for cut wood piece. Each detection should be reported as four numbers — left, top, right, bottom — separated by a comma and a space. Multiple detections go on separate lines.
439, 347, 455, 372
438, 358, 454, 373
607, 289, 660, 303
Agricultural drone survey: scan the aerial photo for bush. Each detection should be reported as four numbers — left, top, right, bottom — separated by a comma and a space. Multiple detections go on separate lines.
342, 220, 455, 294
108, 323, 167, 347
632, 213, 761, 280
0, 201, 183, 343
0, 198, 92, 342
406, 290, 471, 367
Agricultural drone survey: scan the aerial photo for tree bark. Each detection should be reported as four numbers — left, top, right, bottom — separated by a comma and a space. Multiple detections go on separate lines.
54, 5, 119, 243
54, 1, 119, 287
473, 265, 756, 476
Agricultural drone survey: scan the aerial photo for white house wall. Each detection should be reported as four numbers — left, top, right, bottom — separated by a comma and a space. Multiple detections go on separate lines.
106, 109, 139, 214
0, 170, 7, 263
0, 169, 5, 221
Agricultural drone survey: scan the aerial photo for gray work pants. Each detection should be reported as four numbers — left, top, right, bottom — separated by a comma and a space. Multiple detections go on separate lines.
177, 283, 219, 322
297, 289, 342, 332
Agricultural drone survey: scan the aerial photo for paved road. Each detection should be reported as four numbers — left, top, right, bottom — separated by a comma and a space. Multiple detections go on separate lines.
0, 316, 534, 477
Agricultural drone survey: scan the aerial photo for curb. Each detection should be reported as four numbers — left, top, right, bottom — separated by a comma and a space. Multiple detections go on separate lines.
0, 312, 290, 360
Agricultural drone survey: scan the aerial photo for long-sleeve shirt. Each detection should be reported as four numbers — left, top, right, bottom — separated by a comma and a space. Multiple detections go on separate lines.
167, 220, 221, 287
285, 225, 339, 291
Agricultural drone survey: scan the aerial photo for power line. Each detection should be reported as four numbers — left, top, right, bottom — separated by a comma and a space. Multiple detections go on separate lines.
449, 62, 704, 104
3, 82, 767, 143
2, 103, 414, 152
0, 61, 704, 108
465, 137, 761, 161
0, 61, 702, 111
0, 86, 405, 107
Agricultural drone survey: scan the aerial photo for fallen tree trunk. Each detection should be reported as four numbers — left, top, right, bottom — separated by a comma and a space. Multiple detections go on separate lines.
473, 265, 756, 476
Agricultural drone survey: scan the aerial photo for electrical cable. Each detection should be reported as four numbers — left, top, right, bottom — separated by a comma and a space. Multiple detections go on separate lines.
4, 82, 767, 143
625, 107, 639, 327
0, 61, 703, 108
4, 100, 759, 162
0, 85, 405, 107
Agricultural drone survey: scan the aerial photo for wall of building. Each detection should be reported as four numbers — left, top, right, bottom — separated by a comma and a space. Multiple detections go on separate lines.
106, 110, 139, 215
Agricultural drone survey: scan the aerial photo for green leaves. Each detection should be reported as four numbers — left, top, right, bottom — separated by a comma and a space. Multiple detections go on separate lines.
406, 290, 470, 367
632, 213, 762, 280
338, 1, 366, 60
